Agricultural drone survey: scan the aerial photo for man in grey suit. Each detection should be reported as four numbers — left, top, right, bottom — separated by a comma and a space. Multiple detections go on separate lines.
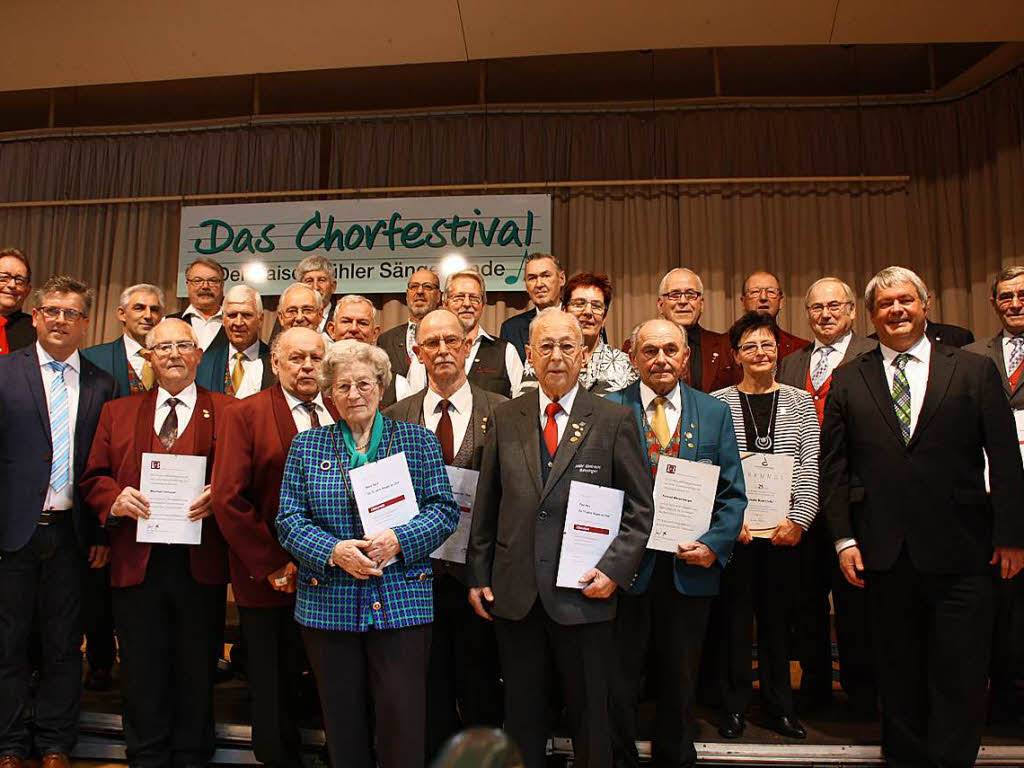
467, 308, 654, 768
377, 268, 442, 384
384, 309, 505, 756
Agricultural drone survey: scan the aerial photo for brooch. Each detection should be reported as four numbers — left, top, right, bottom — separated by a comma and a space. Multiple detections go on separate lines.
319, 460, 332, 471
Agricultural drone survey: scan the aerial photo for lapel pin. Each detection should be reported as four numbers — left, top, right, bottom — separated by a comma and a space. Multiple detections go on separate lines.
685, 431, 693, 439
570, 437, 579, 443
687, 442, 695, 449
320, 460, 332, 471
202, 409, 211, 419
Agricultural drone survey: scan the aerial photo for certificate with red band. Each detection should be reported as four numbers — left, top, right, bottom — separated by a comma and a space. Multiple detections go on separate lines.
349, 452, 419, 567
431, 466, 479, 564
556, 480, 624, 589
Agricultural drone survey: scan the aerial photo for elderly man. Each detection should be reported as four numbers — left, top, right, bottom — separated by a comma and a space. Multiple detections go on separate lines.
467, 308, 653, 768
276, 282, 323, 332
326, 294, 382, 345
81, 318, 233, 768
738, 271, 809, 360
0, 247, 34, 355
821, 266, 1024, 767
167, 257, 227, 351
378, 268, 442, 385
196, 285, 272, 397
500, 253, 567, 362
213, 327, 336, 767
83, 284, 165, 396
297, 254, 338, 338
777, 277, 877, 715
607, 319, 746, 768
384, 309, 505, 756
0, 276, 117, 768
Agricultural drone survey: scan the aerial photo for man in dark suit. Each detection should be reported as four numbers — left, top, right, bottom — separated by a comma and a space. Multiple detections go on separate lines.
965, 264, 1024, 723
385, 309, 506, 757
777, 277, 878, 716
213, 326, 336, 767
81, 318, 233, 768
606, 319, 746, 768
739, 270, 810, 360
821, 266, 1024, 767
196, 285, 273, 396
166, 256, 227, 351
499, 253, 566, 362
0, 275, 117, 768
378, 267, 441, 384
467, 308, 654, 768
0, 247, 35, 355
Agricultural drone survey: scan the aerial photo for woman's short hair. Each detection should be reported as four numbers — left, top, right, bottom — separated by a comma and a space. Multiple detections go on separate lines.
318, 339, 392, 395
562, 272, 613, 310
864, 266, 929, 310
728, 310, 780, 350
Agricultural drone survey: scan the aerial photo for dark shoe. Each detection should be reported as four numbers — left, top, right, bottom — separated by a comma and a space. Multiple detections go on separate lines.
764, 715, 807, 739
718, 712, 745, 739
0, 756, 25, 768
40, 753, 72, 768
84, 667, 111, 691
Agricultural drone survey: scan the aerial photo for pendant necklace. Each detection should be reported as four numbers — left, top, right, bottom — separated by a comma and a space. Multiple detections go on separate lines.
740, 388, 778, 451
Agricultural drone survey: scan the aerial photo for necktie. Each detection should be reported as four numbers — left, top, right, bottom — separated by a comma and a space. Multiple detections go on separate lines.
810, 345, 835, 389
651, 396, 671, 446
1008, 336, 1024, 380
891, 353, 912, 444
435, 399, 454, 465
0, 315, 8, 355
158, 397, 180, 450
48, 361, 70, 493
300, 400, 321, 429
231, 352, 246, 395
543, 402, 562, 457
139, 355, 156, 390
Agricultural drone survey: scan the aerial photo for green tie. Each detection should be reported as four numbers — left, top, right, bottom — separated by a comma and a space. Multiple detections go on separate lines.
891, 353, 912, 444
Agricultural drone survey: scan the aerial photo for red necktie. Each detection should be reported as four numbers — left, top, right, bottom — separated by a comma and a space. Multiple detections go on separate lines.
0, 315, 8, 355
435, 399, 454, 465
544, 402, 562, 457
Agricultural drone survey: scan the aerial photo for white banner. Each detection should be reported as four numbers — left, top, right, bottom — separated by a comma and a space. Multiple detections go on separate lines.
176, 194, 551, 296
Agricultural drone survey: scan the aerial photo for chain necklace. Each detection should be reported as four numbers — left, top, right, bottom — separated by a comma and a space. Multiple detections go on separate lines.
739, 389, 778, 451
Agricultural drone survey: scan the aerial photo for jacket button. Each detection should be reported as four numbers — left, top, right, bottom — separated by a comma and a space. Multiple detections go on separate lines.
418, 573, 427, 581
372, 601, 382, 610
538, 511, 547, 520
310, 578, 318, 586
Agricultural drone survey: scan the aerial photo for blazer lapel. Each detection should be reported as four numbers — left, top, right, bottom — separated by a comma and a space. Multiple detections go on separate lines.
194, 388, 216, 461
76, 362, 100, 445
541, 389, 595, 501
858, 349, 904, 442
676, 384, 701, 462
988, 332, 1021, 399
908, 345, 955, 448
621, 382, 650, 471
112, 337, 132, 395
269, 385, 298, 449
131, 390, 160, 486
22, 347, 52, 445
469, 385, 491, 447
515, 391, 543, 497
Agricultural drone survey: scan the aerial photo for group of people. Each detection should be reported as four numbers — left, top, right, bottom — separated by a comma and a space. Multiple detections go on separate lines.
0, 244, 1022, 768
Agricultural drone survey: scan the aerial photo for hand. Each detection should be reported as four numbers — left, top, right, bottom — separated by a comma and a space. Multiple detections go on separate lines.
580, 568, 617, 599
839, 546, 866, 588
331, 540, 382, 580
990, 546, 1024, 580
469, 587, 495, 621
677, 541, 715, 568
88, 545, 110, 569
267, 562, 298, 593
737, 523, 753, 546
111, 487, 149, 520
187, 484, 214, 521
771, 518, 803, 547
364, 529, 401, 566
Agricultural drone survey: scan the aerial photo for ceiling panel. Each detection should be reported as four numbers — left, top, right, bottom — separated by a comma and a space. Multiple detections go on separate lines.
831, 0, 1024, 43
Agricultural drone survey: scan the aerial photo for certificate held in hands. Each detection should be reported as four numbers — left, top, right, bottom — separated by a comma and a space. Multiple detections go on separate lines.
648, 455, 718, 553
138, 453, 206, 545
740, 452, 794, 537
556, 480, 624, 589
349, 452, 419, 567
431, 466, 479, 565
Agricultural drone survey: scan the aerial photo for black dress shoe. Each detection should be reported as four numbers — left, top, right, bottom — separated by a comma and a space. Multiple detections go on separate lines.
718, 712, 745, 739
764, 715, 807, 739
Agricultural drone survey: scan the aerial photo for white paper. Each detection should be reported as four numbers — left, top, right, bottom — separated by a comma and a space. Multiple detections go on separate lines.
137, 453, 206, 545
556, 481, 624, 589
647, 455, 719, 553
349, 452, 419, 567
1016, 410, 1024, 463
431, 466, 479, 564
740, 452, 795, 537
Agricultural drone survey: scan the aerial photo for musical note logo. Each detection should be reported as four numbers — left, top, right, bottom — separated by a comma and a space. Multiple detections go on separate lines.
504, 250, 528, 286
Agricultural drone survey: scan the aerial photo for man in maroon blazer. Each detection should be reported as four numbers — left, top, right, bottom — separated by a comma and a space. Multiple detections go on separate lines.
81, 318, 233, 768
212, 327, 337, 767
739, 271, 810, 360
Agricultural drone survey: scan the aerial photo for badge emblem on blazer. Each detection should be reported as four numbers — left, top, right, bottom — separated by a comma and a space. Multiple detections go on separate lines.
319, 460, 332, 471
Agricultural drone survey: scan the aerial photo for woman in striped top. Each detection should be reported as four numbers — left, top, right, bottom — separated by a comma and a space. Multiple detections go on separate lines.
711, 311, 820, 742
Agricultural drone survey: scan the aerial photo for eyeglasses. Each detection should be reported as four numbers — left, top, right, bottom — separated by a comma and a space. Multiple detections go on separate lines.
281, 306, 319, 318
744, 287, 781, 299
660, 289, 702, 302
567, 299, 607, 315
807, 301, 852, 316
408, 282, 440, 292
334, 380, 377, 395
995, 290, 1024, 306
38, 306, 87, 322
419, 335, 464, 351
0, 272, 29, 288
186, 277, 224, 287
534, 342, 581, 357
150, 340, 198, 355
446, 293, 483, 307
738, 341, 778, 354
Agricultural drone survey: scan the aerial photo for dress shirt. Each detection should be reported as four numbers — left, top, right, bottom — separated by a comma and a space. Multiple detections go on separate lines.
316, 306, 330, 335
123, 333, 146, 379
1002, 332, 1024, 375
537, 383, 580, 446
37, 343, 80, 511
282, 388, 334, 432
405, 326, 525, 397
423, 379, 473, 451
229, 341, 264, 399
639, 381, 682, 438
405, 321, 418, 360
811, 330, 853, 383
181, 305, 224, 351
153, 383, 197, 437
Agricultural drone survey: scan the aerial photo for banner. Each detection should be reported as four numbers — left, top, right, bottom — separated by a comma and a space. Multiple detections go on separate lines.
176, 194, 551, 296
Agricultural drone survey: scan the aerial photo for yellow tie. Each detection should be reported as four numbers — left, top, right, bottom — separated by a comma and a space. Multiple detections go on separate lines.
231, 352, 246, 394
651, 396, 671, 446
140, 358, 155, 390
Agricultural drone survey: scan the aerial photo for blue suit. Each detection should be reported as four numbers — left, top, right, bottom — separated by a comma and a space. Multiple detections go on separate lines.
195, 340, 272, 394
81, 336, 132, 397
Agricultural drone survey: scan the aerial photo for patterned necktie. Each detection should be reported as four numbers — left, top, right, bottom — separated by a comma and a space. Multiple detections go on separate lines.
651, 396, 671, 447
1008, 336, 1024, 379
139, 355, 156, 390
230, 352, 246, 395
158, 397, 180, 450
435, 399, 454, 465
0, 315, 8, 355
543, 402, 562, 457
48, 361, 70, 493
810, 345, 835, 389
299, 400, 320, 429
891, 353, 912, 444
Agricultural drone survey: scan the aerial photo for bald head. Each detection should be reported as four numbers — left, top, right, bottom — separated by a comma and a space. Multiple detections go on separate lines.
146, 318, 202, 395
406, 268, 442, 320
415, 309, 470, 396
272, 326, 327, 401
527, 308, 585, 401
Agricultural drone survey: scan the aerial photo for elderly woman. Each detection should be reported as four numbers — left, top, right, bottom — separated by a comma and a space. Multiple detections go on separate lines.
277, 339, 459, 768
711, 311, 819, 742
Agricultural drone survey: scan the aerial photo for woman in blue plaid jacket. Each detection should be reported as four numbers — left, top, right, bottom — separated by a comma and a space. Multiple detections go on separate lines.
277, 339, 459, 768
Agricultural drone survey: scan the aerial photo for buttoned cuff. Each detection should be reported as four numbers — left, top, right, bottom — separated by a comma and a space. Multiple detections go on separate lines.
835, 537, 858, 554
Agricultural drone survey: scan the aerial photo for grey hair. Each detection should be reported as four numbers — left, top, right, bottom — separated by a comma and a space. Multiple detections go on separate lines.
804, 277, 856, 306
296, 255, 335, 281
318, 339, 392, 395
444, 269, 487, 305
333, 294, 379, 325
525, 252, 563, 272
658, 268, 704, 296
119, 283, 166, 310
279, 282, 322, 310
144, 317, 199, 349
629, 319, 688, 352
224, 284, 264, 313
528, 306, 583, 344
991, 266, 1024, 299
864, 266, 929, 310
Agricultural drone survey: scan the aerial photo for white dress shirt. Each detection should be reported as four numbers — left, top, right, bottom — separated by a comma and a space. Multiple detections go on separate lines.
228, 341, 264, 399
123, 334, 147, 379
153, 383, 197, 438
423, 379, 473, 454
181, 305, 224, 351
282, 388, 335, 432
1002, 332, 1024, 376
405, 321, 418, 360
38, 343, 80, 511
405, 326, 524, 397
639, 381, 682, 438
538, 383, 580, 446
811, 330, 853, 383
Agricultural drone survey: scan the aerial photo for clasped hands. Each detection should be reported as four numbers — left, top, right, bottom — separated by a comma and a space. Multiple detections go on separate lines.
330, 530, 401, 579
736, 519, 802, 547
110, 484, 213, 521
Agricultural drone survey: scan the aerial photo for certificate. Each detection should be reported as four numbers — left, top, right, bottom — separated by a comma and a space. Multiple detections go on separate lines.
556, 481, 624, 589
647, 455, 719, 553
1016, 410, 1024, 463
740, 452, 794, 537
349, 452, 419, 567
137, 453, 206, 545
431, 466, 479, 564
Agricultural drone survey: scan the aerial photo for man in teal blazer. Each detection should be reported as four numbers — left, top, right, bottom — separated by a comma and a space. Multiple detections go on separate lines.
605, 318, 746, 768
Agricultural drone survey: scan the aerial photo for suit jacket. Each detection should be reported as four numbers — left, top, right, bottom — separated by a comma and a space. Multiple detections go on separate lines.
499, 308, 536, 363
276, 417, 459, 631
820, 343, 1024, 574
698, 326, 742, 393
379, 322, 413, 379
195, 340, 273, 394
965, 332, 1024, 409
869, 321, 975, 349
80, 386, 234, 587
0, 345, 117, 551
777, 327, 811, 360
777, 333, 878, 390
2, 310, 35, 353
466, 387, 655, 625
605, 381, 746, 596
166, 310, 228, 350
81, 336, 133, 397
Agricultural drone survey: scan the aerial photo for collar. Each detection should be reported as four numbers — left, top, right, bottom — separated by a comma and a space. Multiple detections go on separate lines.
471, 326, 494, 344
156, 382, 197, 409
639, 380, 680, 411
1002, 331, 1024, 346
424, 379, 472, 414
282, 387, 328, 413
123, 334, 145, 358
182, 304, 223, 322
813, 330, 852, 355
36, 342, 80, 373
229, 341, 261, 361
880, 333, 931, 365
539, 382, 580, 417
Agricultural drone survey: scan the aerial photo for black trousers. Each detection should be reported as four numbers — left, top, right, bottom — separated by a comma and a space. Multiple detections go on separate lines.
426, 573, 502, 758
716, 538, 798, 718
303, 624, 431, 768
0, 520, 83, 757
495, 600, 614, 768
83, 563, 117, 673
112, 545, 225, 768
611, 554, 712, 768
866, 552, 995, 768
238, 606, 303, 768
990, 571, 1024, 716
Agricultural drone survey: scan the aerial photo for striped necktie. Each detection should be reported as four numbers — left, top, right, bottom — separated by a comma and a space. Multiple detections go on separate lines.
891, 353, 912, 444
48, 361, 71, 493
810, 346, 835, 389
